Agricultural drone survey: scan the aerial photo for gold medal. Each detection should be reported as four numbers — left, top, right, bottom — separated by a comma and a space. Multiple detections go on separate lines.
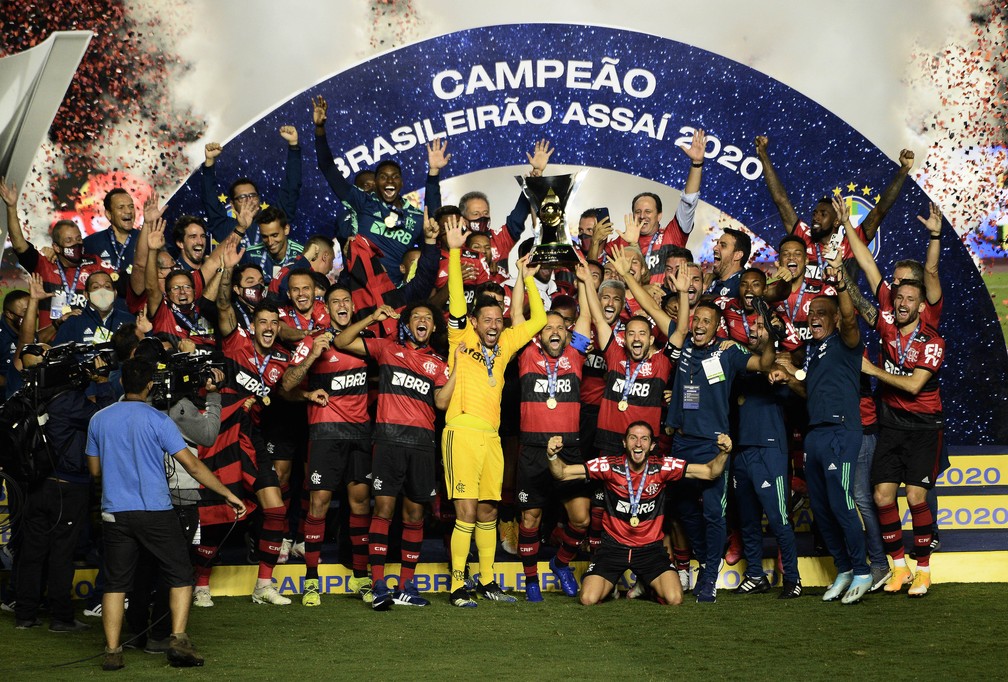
384, 213, 397, 228
110, 271, 119, 282
261, 395, 271, 406
62, 304, 72, 315
618, 399, 629, 412
629, 516, 640, 527
546, 397, 557, 410
737, 395, 746, 406
488, 376, 496, 387
794, 369, 806, 381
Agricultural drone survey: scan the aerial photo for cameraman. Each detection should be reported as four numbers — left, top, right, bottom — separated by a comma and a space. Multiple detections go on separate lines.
124, 338, 224, 653
86, 357, 245, 670
12, 338, 115, 630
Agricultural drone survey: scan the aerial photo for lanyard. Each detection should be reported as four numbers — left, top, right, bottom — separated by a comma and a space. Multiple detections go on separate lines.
787, 279, 808, 321
814, 243, 825, 279
54, 258, 78, 297
108, 229, 133, 268
480, 343, 499, 386
168, 300, 200, 333
643, 228, 662, 261
235, 302, 252, 331
894, 322, 920, 368
540, 348, 559, 398
621, 357, 645, 402
623, 461, 648, 518
292, 310, 315, 331
740, 309, 751, 337
252, 347, 272, 385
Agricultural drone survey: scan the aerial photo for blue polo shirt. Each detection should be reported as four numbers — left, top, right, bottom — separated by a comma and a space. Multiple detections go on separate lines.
806, 331, 863, 430
83, 228, 139, 273
666, 336, 751, 438
86, 400, 189, 513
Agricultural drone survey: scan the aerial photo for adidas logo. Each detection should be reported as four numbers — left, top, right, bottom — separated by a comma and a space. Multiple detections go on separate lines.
922, 476, 930, 484
761, 481, 771, 489
396, 352, 405, 358
429, 489, 437, 496
828, 463, 837, 471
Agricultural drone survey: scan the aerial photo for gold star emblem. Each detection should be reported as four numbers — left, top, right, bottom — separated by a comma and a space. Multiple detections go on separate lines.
832, 187, 842, 196
218, 193, 228, 204
874, 194, 881, 203
846, 182, 856, 192
861, 185, 872, 196
260, 201, 269, 210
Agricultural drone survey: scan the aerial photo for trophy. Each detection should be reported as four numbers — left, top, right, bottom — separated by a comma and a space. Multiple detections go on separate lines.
516, 171, 585, 267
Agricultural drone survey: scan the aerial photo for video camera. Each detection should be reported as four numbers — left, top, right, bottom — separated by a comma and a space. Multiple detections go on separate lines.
23, 341, 118, 394
150, 350, 228, 409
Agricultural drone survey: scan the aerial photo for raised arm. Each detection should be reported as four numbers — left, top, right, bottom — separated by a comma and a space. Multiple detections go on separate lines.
144, 217, 167, 319
509, 253, 538, 326
754, 136, 799, 233
0, 177, 29, 254
335, 305, 398, 356
572, 262, 594, 339
444, 214, 470, 319
583, 275, 612, 350
918, 202, 943, 305
828, 254, 861, 349
834, 195, 883, 294
610, 242, 672, 332
859, 150, 914, 243
667, 266, 692, 349
277, 125, 302, 221
312, 95, 353, 203
679, 128, 706, 195
281, 332, 332, 392
13, 275, 45, 372
215, 236, 245, 338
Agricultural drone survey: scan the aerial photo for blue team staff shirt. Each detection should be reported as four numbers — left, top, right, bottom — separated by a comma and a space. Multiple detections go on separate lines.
735, 371, 789, 448
666, 336, 751, 438
806, 330, 863, 430
86, 400, 189, 513
54, 304, 133, 345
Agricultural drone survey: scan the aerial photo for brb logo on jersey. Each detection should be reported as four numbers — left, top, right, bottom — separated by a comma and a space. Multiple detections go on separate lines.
331, 371, 368, 391
392, 371, 431, 394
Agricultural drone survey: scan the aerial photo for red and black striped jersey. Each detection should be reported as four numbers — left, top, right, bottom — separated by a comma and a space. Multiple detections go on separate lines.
220, 325, 302, 426
581, 323, 623, 406
280, 300, 330, 333
586, 454, 685, 546
150, 296, 217, 351
305, 341, 371, 440
364, 337, 448, 447
595, 339, 672, 455
518, 341, 585, 446
877, 280, 942, 332
875, 311, 944, 428
16, 245, 112, 326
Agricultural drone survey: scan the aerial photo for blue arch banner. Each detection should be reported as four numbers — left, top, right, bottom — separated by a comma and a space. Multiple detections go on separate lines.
166, 23, 1008, 444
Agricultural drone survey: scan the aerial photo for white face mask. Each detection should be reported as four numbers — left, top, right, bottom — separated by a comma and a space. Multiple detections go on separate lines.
89, 288, 116, 312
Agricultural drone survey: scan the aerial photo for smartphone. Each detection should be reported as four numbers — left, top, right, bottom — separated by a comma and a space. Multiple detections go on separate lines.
593, 207, 611, 225
823, 231, 843, 261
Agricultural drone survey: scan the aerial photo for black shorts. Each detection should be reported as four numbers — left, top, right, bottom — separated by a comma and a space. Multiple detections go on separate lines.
372, 441, 437, 504
584, 536, 674, 586
307, 439, 371, 491
579, 403, 600, 461
103, 509, 194, 592
260, 401, 308, 462
872, 426, 942, 490
516, 444, 592, 510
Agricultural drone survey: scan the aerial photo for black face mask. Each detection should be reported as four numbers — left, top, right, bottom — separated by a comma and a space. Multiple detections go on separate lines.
241, 284, 266, 306
62, 244, 84, 264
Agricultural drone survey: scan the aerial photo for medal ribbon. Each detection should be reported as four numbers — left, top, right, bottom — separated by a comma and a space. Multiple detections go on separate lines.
621, 358, 645, 404
108, 229, 134, 269
541, 348, 559, 400
480, 343, 499, 383
787, 279, 808, 321
623, 462, 649, 520
894, 322, 920, 368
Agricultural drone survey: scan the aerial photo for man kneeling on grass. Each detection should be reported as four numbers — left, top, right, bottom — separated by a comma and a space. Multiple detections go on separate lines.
547, 422, 731, 605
